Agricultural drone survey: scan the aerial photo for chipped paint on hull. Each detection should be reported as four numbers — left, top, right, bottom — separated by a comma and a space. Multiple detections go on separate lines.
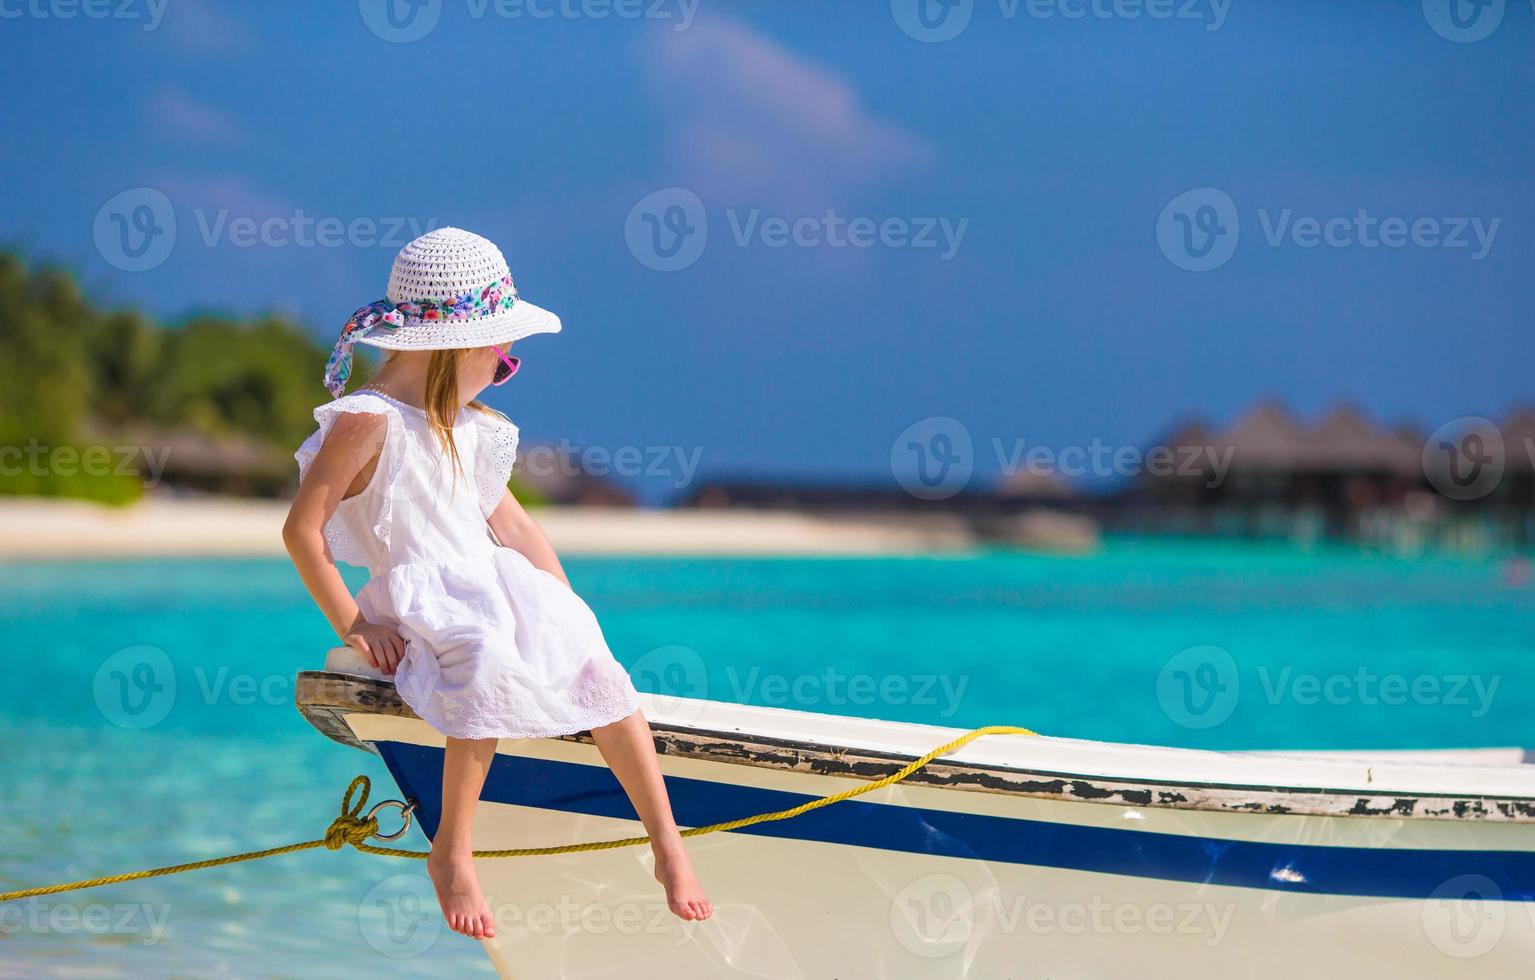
295, 671, 1535, 824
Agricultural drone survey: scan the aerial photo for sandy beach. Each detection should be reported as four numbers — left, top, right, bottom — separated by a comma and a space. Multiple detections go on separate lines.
0, 497, 982, 560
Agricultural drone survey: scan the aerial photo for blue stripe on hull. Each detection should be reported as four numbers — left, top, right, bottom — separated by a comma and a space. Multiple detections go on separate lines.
374, 739, 1535, 901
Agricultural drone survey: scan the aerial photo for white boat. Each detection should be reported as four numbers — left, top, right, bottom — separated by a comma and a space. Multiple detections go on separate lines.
298, 651, 1535, 978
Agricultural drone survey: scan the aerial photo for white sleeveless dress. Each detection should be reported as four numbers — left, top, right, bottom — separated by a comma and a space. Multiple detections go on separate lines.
294, 390, 640, 740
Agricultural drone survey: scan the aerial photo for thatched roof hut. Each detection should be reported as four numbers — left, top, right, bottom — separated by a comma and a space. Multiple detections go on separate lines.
1149, 402, 1423, 484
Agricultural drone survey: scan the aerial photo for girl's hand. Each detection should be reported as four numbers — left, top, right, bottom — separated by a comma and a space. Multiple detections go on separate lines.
344, 621, 407, 676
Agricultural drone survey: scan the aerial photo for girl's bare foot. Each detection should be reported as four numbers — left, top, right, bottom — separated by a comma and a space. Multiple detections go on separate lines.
427, 845, 497, 939
653, 840, 712, 921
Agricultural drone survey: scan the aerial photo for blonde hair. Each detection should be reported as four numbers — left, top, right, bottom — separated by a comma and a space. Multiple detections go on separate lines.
381, 349, 507, 484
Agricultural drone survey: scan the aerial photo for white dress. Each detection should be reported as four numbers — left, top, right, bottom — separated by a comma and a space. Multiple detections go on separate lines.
294, 390, 640, 741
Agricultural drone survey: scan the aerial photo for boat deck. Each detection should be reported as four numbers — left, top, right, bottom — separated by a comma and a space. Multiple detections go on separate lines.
297, 652, 1535, 823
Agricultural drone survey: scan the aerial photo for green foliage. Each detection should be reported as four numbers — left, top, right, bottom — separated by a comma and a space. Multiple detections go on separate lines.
0, 251, 333, 503
507, 475, 549, 508
147, 313, 329, 449
0, 442, 144, 504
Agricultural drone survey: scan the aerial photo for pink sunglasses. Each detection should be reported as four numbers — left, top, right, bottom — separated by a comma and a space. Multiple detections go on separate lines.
492, 349, 521, 386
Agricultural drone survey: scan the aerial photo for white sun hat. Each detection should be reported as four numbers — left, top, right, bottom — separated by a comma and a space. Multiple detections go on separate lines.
322, 227, 561, 398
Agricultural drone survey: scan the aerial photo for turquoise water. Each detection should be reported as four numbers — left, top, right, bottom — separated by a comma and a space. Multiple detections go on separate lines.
2, 542, 1533, 975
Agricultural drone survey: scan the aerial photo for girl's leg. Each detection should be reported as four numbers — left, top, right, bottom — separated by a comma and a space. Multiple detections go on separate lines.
426, 736, 499, 939
590, 710, 714, 921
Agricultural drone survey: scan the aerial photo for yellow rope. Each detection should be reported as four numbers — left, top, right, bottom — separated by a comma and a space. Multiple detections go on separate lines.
0, 725, 1036, 903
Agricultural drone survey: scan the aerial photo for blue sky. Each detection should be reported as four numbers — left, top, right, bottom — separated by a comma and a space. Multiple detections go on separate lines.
1, 0, 1531, 502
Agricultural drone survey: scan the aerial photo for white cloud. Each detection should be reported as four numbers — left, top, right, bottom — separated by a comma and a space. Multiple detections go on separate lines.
147, 86, 244, 147
157, 0, 257, 56
643, 18, 932, 208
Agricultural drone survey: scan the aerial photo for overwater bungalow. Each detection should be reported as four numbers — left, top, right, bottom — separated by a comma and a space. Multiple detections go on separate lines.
1131, 402, 1533, 550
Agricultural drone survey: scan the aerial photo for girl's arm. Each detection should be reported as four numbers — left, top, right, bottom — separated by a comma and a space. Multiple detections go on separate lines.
487, 490, 570, 587
282, 411, 406, 674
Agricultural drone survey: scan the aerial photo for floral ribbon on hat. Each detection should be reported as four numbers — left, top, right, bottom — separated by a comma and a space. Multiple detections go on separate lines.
322, 274, 518, 399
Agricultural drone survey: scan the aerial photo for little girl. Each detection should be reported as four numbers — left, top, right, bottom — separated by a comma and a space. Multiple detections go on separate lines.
283, 227, 711, 939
